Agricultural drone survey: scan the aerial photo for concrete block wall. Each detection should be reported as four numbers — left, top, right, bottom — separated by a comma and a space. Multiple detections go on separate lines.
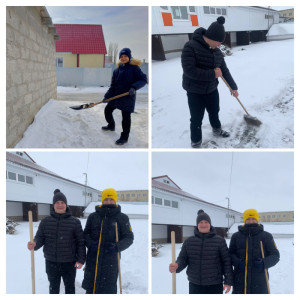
6, 7, 57, 148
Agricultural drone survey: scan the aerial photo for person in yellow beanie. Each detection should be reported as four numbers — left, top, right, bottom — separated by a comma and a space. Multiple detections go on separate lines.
82, 188, 134, 294
229, 208, 280, 294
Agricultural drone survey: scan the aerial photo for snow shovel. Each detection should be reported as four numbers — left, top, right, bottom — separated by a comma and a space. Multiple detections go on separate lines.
28, 211, 36, 294
115, 222, 122, 294
69, 92, 129, 110
260, 241, 270, 294
171, 231, 176, 294
221, 76, 262, 126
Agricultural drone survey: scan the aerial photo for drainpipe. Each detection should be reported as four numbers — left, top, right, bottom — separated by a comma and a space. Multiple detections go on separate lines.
77, 54, 79, 67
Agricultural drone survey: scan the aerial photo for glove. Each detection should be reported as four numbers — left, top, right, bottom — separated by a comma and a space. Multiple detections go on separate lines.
105, 242, 119, 254
238, 259, 246, 271
254, 258, 264, 271
129, 88, 136, 96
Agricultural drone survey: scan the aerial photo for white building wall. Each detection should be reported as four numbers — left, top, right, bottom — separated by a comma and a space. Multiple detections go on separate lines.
6, 162, 98, 207
6, 201, 22, 217
152, 224, 167, 239
38, 203, 50, 215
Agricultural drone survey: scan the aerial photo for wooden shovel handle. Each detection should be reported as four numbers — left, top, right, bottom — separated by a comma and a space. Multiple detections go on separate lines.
171, 231, 176, 294
116, 223, 122, 294
28, 211, 35, 294
260, 241, 270, 294
89, 92, 130, 108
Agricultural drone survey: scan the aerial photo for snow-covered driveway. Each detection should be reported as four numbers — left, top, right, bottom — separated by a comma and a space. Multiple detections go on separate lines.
152, 39, 294, 148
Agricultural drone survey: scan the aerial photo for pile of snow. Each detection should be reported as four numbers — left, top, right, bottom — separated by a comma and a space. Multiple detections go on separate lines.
6, 218, 148, 294
15, 87, 148, 148
152, 237, 294, 294
267, 23, 294, 37
84, 201, 148, 219
152, 39, 294, 148
228, 222, 294, 237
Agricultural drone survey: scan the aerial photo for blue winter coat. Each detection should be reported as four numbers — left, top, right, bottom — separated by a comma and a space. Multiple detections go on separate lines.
104, 59, 147, 113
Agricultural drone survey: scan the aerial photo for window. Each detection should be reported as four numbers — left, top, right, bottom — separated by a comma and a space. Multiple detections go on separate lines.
204, 6, 210, 14
216, 8, 221, 15
56, 57, 64, 67
160, 6, 168, 10
131, 194, 135, 197
126, 194, 130, 197
189, 6, 195, 13
152, 196, 154, 204
137, 193, 140, 197
204, 6, 226, 16
222, 8, 227, 16
164, 199, 171, 207
143, 193, 146, 197
18, 174, 25, 182
210, 7, 216, 14
8, 171, 16, 180
26, 176, 33, 184
171, 6, 188, 20
172, 201, 179, 208
155, 197, 162, 205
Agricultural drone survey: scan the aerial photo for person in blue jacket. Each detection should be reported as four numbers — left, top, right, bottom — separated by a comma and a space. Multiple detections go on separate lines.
102, 48, 148, 145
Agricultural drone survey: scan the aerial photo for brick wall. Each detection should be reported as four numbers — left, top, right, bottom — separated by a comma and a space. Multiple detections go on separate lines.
6, 7, 57, 148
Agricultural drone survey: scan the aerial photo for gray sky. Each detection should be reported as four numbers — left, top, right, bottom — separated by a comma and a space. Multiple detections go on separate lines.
152, 152, 294, 213
46, 6, 148, 61
27, 151, 148, 191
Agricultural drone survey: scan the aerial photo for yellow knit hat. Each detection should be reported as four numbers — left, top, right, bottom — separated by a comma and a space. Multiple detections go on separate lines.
243, 208, 259, 223
101, 188, 117, 203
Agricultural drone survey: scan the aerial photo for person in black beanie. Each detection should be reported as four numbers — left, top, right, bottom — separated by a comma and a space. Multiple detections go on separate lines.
102, 47, 148, 145
27, 189, 86, 294
169, 209, 233, 294
181, 16, 239, 148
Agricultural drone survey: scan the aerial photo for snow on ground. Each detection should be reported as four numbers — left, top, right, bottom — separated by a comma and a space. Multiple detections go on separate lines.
152, 39, 294, 148
152, 237, 294, 294
15, 86, 148, 148
6, 218, 148, 294
267, 23, 294, 36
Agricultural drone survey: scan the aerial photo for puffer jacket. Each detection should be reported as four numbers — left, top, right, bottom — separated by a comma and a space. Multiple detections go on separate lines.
229, 224, 280, 294
176, 226, 233, 286
82, 204, 134, 294
34, 206, 86, 264
181, 27, 237, 94
104, 58, 147, 113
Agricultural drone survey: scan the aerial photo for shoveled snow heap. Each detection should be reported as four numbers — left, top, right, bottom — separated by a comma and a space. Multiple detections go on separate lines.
152, 39, 294, 148
266, 23, 294, 36
15, 86, 148, 148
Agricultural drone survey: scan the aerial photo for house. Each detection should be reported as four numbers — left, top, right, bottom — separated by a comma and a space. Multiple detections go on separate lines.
115, 190, 148, 202
259, 211, 294, 222
152, 6, 280, 60
152, 175, 242, 243
6, 6, 58, 147
54, 24, 107, 68
279, 8, 294, 22
6, 152, 99, 221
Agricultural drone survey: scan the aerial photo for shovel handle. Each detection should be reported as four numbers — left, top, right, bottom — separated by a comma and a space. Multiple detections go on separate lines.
89, 92, 130, 108
28, 211, 36, 294
171, 231, 176, 294
260, 241, 270, 294
220, 76, 250, 115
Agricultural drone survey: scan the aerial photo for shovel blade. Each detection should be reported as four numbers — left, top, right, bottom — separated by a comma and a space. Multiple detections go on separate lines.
244, 114, 262, 126
69, 104, 90, 110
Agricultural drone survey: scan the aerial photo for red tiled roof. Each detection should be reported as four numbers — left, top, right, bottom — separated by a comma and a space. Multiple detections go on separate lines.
54, 24, 107, 54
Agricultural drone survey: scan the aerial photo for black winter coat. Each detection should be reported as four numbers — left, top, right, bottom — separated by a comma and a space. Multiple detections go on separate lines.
229, 224, 280, 294
176, 227, 233, 286
181, 28, 237, 95
105, 59, 147, 113
34, 207, 86, 264
82, 204, 134, 294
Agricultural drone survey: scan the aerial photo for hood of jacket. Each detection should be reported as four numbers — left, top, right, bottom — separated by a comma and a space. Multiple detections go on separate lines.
238, 223, 264, 236
194, 225, 216, 238
50, 205, 72, 219
192, 27, 211, 49
117, 58, 142, 67
95, 204, 121, 217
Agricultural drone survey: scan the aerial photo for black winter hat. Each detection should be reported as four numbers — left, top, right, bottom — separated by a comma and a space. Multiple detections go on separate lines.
53, 189, 67, 205
205, 16, 226, 43
196, 209, 211, 225
119, 48, 132, 60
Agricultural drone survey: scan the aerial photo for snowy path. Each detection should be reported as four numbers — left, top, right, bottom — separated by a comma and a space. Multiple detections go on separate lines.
152, 39, 294, 148
15, 89, 148, 148
6, 218, 148, 294
152, 237, 294, 294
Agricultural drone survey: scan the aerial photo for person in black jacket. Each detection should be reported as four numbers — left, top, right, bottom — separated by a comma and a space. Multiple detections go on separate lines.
27, 189, 86, 294
102, 48, 148, 145
181, 17, 238, 148
82, 188, 134, 294
229, 208, 280, 294
169, 210, 233, 294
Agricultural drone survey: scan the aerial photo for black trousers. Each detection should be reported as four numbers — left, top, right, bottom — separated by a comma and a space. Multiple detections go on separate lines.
189, 282, 223, 294
187, 89, 221, 143
104, 105, 131, 140
45, 260, 76, 294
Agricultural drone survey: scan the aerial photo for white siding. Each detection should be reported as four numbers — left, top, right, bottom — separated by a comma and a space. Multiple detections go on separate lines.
38, 203, 50, 215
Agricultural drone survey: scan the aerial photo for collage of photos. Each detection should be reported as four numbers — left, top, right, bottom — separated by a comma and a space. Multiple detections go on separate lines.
5, 4, 295, 296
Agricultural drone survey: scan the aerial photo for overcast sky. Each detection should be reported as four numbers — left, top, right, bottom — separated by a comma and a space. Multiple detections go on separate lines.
27, 151, 148, 191
46, 6, 148, 61
152, 152, 294, 213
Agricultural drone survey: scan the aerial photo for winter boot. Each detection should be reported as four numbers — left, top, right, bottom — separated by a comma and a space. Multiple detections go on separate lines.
212, 127, 230, 138
191, 140, 202, 148
102, 125, 115, 131
115, 138, 128, 145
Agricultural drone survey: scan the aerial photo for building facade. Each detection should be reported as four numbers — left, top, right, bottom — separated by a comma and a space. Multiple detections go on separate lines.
259, 211, 294, 222
152, 6, 280, 60
6, 152, 99, 221
152, 175, 242, 243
